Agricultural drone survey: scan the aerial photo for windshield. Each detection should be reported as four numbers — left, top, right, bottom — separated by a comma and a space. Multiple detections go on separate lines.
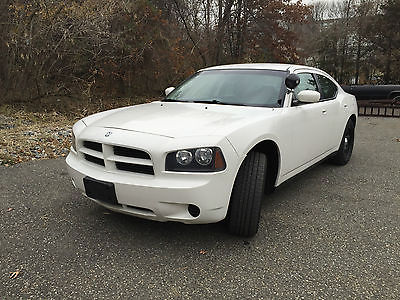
165, 69, 287, 107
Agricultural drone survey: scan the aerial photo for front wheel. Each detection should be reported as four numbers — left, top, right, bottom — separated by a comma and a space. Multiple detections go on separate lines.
227, 151, 267, 237
331, 119, 355, 165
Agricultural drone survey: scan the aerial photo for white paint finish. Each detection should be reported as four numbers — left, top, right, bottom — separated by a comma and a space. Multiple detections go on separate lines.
165, 86, 175, 96
88, 101, 278, 139
297, 90, 320, 103
66, 63, 357, 224
66, 134, 239, 224
201, 63, 320, 73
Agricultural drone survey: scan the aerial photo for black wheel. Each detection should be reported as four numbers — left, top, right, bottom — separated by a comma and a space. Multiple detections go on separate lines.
391, 95, 400, 105
227, 151, 267, 237
331, 119, 355, 165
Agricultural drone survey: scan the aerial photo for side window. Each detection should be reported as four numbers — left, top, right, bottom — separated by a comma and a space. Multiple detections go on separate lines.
294, 73, 318, 99
316, 74, 338, 100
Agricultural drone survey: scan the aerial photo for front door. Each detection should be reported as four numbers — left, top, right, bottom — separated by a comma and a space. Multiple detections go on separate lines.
283, 72, 331, 174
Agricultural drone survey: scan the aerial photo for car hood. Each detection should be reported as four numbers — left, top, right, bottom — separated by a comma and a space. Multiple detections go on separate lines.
86, 101, 279, 138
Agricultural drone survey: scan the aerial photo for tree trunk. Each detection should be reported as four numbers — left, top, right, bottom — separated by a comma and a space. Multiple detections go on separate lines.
339, 0, 353, 83
173, 0, 207, 66
215, 0, 235, 65
384, 40, 392, 84
354, 37, 361, 84
234, 0, 243, 62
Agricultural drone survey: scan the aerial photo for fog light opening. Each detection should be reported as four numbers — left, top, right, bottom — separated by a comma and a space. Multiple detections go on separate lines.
188, 204, 200, 218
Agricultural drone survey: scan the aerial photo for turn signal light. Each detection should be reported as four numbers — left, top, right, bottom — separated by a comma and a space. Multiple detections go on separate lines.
214, 148, 225, 170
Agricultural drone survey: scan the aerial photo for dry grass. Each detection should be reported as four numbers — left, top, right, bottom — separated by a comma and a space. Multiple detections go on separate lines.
0, 96, 156, 166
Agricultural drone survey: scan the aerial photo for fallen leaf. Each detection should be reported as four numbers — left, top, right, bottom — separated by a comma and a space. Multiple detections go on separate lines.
7, 208, 14, 212
199, 250, 207, 255
9, 269, 21, 279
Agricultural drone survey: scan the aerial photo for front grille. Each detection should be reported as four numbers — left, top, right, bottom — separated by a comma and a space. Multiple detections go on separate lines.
80, 140, 154, 175
83, 141, 102, 152
114, 146, 150, 160
115, 162, 154, 175
84, 154, 105, 166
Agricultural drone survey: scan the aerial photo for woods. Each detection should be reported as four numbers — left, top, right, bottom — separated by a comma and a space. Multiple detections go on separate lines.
302, 0, 400, 85
0, 0, 398, 103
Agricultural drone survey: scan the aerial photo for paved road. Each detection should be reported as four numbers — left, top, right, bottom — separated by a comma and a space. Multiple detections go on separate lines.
1, 117, 399, 299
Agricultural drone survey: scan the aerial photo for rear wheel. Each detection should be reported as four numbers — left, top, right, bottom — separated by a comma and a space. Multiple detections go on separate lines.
391, 95, 400, 105
331, 119, 355, 165
227, 151, 267, 237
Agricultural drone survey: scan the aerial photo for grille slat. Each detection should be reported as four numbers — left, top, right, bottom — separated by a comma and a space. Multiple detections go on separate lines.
80, 148, 103, 159
83, 141, 103, 152
115, 162, 154, 175
84, 154, 105, 166
114, 146, 150, 160
108, 155, 153, 166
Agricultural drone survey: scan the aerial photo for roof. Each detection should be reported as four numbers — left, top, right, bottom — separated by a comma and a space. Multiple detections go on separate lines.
200, 63, 320, 73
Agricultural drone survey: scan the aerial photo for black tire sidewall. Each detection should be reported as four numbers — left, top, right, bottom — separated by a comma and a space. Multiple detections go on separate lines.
227, 151, 267, 237
333, 119, 355, 165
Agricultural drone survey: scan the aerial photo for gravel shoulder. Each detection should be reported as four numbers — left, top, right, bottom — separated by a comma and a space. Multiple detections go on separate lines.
0, 117, 399, 299
0, 97, 152, 166
0, 109, 73, 166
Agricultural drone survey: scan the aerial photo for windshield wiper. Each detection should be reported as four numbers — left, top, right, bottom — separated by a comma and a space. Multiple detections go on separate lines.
193, 99, 248, 106
163, 98, 249, 106
162, 98, 187, 102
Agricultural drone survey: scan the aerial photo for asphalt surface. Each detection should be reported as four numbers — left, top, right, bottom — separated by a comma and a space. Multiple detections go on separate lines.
1, 117, 399, 299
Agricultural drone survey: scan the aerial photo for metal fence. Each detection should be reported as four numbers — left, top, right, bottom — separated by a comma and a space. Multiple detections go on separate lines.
357, 100, 400, 118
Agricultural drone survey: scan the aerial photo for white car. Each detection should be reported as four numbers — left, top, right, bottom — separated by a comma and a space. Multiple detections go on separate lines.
66, 63, 357, 236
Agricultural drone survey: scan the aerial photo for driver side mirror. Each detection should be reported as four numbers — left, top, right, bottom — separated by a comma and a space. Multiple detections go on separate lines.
297, 90, 320, 103
165, 87, 175, 96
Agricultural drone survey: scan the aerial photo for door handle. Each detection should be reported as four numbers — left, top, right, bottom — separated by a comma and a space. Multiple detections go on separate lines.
344, 104, 348, 109
322, 109, 327, 115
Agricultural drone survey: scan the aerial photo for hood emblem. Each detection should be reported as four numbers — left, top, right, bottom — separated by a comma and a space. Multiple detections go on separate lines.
105, 131, 113, 137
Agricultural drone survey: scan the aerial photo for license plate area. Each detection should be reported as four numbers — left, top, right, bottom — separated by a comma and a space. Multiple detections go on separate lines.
83, 177, 118, 205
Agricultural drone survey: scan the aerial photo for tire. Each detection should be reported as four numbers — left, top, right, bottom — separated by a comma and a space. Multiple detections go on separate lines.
227, 151, 267, 237
331, 119, 355, 165
391, 95, 400, 105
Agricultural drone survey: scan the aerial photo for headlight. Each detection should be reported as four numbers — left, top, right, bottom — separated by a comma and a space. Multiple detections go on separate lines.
166, 147, 226, 172
71, 131, 77, 152
176, 150, 193, 165
195, 148, 213, 165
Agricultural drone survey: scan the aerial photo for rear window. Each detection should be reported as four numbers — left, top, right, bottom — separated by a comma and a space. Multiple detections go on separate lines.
316, 74, 338, 100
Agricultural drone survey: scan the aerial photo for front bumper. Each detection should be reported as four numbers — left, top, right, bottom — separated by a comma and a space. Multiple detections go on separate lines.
66, 130, 239, 224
